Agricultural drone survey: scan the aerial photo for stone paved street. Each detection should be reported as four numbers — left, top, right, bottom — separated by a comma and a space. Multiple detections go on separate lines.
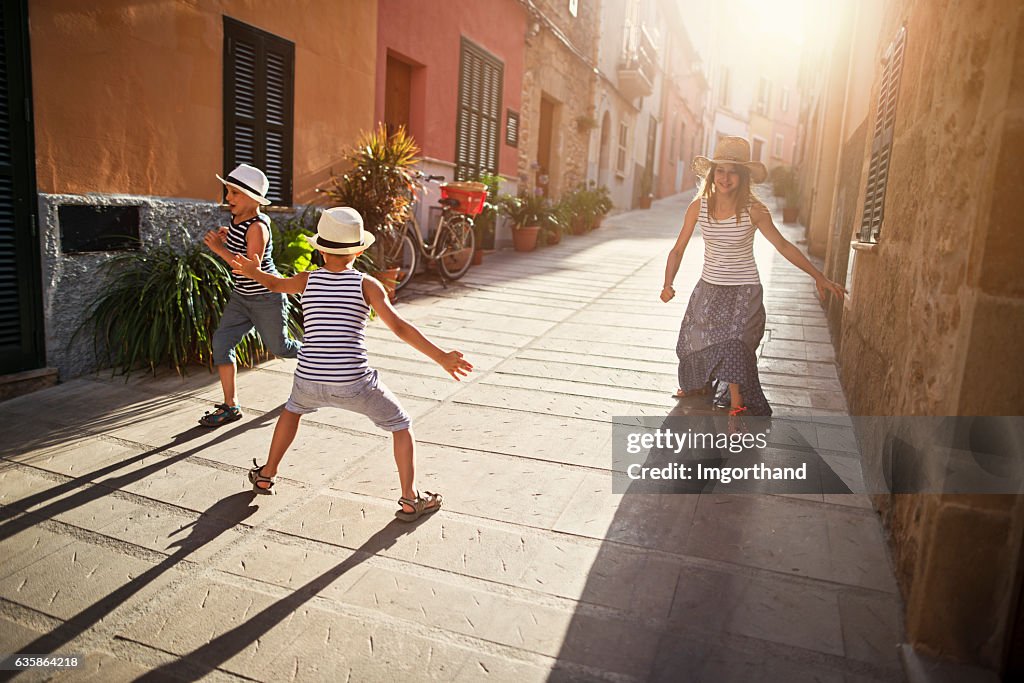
0, 195, 905, 682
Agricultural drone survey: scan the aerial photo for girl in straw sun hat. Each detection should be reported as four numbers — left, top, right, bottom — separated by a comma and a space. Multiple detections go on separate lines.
660, 136, 846, 416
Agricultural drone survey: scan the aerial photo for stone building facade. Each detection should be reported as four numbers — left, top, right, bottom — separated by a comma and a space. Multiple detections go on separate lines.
796, 0, 1024, 676
517, 0, 600, 198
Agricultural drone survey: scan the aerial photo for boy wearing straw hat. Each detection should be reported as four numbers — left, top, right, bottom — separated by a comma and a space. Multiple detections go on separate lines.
200, 163, 302, 427
231, 207, 473, 521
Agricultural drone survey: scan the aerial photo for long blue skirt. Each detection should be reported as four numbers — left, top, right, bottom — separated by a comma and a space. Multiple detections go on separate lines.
675, 279, 771, 416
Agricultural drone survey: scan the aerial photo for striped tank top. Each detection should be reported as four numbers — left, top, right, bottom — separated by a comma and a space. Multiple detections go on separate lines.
225, 214, 278, 295
295, 269, 372, 384
698, 197, 760, 285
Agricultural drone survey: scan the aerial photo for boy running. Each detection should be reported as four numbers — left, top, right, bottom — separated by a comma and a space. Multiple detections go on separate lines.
201, 163, 301, 426
231, 207, 472, 521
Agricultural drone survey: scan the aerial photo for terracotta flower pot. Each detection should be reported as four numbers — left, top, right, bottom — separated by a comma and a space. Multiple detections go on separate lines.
471, 249, 484, 266
373, 267, 401, 302
571, 217, 589, 235
546, 230, 562, 246
512, 225, 541, 252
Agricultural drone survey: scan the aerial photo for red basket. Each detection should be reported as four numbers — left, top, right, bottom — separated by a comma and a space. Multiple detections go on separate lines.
440, 182, 488, 216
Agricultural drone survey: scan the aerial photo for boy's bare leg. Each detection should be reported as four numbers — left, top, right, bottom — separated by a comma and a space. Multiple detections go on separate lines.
393, 428, 438, 513
218, 363, 238, 406
259, 409, 302, 479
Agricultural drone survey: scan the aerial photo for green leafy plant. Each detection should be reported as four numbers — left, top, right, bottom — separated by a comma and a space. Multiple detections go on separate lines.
271, 206, 320, 275
770, 165, 796, 198
320, 124, 420, 268
500, 192, 558, 229
471, 173, 502, 247
77, 238, 271, 376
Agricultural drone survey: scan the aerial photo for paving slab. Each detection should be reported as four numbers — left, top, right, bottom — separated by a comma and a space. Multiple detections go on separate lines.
0, 196, 906, 681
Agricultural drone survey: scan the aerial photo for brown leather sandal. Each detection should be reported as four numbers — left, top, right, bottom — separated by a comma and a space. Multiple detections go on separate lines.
395, 491, 442, 522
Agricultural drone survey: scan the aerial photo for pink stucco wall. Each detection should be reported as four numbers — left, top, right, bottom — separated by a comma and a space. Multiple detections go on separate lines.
376, 1, 526, 177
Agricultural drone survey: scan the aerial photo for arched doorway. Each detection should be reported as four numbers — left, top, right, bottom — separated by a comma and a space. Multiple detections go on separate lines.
597, 111, 611, 188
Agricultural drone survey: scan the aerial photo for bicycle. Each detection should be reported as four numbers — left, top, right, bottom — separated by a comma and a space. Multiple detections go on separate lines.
387, 172, 484, 291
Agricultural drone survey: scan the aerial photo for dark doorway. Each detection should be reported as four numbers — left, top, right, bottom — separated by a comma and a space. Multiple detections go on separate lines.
0, 0, 44, 374
384, 54, 412, 136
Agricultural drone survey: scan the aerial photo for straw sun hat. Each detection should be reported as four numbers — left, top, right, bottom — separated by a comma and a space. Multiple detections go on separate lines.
216, 163, 272, 206
692, 136, 768, 184
306, 207, 375, 255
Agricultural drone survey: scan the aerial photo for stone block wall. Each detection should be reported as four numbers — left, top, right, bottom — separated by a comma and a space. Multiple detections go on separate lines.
833, 0, 1024, 670
517, 0, 599, 198
37, 193, 307, 380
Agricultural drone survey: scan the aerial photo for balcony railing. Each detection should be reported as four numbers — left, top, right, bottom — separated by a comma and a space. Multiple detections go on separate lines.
618, 24, 658, 100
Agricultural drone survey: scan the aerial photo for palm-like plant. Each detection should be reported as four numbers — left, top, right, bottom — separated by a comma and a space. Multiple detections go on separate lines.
320, 124, 420, 268
77, 238, 269, 376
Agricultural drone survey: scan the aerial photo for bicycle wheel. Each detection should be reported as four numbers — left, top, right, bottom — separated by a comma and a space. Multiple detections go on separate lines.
393, 230, 418, 291
437, 215, 475, 280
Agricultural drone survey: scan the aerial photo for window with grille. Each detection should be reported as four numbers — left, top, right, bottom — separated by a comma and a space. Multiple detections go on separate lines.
781, 87, 790, 113
455, 38, 503, 181
773, 133, 784, 158
859, 26, 907, 243
719, 67, 731, 107
223, 17, 294, 205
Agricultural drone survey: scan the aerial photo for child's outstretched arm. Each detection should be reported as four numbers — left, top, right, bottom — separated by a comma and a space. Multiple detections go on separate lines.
231, 254, 309, 295
363, 277, 473, 381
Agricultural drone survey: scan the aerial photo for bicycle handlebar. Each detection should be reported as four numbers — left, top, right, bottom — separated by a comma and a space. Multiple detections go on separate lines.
413, 171, 446, 183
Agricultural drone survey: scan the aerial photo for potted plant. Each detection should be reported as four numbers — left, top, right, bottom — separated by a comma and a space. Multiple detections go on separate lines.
500, 192, 554, 252
471, 173, 501, 264
320, 123, 419, 298
770, 165, 795, 198
590, 183, 613, 229
783, 182, 800, 224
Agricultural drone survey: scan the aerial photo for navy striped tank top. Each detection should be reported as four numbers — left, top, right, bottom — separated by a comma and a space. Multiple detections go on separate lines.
698, 197, 760, 285
225, 214, 278, 295
295, 269, 371, 384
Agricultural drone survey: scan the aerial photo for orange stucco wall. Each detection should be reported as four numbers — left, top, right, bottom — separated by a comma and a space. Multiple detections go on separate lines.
375, 0, 525, 177
29, 1, 377, 204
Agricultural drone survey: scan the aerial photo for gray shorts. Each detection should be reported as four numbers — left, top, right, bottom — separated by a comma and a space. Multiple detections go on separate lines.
284, 370, 411, 432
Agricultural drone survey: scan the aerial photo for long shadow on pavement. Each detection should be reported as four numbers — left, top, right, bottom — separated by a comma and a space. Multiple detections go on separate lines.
0, 407, 281, 542
547, 404, 864, 682
133, 518, 427, 682
0, 492, 260, 683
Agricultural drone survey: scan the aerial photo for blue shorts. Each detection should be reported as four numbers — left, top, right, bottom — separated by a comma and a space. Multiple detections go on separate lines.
284, 370, 411, 432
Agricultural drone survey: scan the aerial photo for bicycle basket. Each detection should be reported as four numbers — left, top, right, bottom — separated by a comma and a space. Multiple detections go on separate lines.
440, 181, 488, 216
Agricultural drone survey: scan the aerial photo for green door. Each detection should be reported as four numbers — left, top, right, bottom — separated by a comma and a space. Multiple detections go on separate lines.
0, 0, 43, 374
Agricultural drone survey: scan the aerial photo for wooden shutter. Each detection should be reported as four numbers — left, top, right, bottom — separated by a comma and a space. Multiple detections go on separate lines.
224, 18, 294, 205
455, 39, 503, 181
0, 0, 43, 373
859, 26, 906, 242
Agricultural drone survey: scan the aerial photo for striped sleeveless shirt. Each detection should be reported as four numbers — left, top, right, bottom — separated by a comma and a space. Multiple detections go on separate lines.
698, 197, 760, 285
295, 269, 372, 384
225, 213, 278, 295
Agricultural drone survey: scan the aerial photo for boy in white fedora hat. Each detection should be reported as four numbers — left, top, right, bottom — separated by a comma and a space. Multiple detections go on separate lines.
231, 207, 473, 521
200, 163, 302, 427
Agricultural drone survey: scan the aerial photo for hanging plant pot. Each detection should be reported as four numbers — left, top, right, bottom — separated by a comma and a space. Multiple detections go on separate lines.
512, 225, 541, 252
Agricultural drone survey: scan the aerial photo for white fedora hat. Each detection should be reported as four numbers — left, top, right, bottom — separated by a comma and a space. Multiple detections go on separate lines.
692, 137, 768, 184
216, 163, 272, 205
307, 207, 375, 255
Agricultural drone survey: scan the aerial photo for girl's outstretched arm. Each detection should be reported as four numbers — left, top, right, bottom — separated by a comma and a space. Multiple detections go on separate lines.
661, 199, 701, 303
751, 204, 847, 303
